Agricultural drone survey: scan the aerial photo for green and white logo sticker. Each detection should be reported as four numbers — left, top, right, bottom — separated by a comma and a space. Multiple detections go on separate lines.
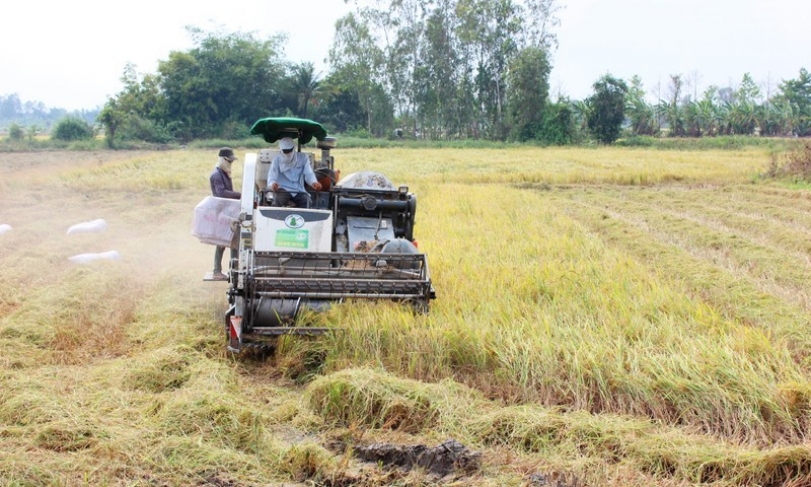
275, 229, 309, 249
284, 214, 305, 228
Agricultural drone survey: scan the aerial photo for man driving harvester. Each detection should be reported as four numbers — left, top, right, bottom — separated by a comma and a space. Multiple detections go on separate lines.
267, 136, 322, 207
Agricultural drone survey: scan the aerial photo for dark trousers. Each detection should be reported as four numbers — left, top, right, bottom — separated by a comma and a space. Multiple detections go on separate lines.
272, 189, 310, 208
214, 246, 237, 273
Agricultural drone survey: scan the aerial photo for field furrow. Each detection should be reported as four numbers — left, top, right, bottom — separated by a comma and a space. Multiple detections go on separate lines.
570, 196, 808, 327
555, 187, 811, 312
579, 193, 806, 288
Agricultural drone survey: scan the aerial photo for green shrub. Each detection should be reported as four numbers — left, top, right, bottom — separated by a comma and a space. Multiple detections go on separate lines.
8, 123, 24, 141
52, 117, 94, 141
342, 127, 372, 139
616, 135, 656, 147
219, 120, 251, 140
539, 101, 579, 145
66, 139, 103, 151
118, 114, 175, 144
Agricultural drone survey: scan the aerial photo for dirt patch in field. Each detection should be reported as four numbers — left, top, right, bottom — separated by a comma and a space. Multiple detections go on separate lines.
352, 439, 481, 477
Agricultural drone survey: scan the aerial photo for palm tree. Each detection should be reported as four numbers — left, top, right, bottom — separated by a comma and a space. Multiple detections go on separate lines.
728, 100, 757, 135
571, 99, 591, 134
683, 100, 701, 137
757, 100, 792, 136
658, 99, 684, 137
290, 62, 322, 119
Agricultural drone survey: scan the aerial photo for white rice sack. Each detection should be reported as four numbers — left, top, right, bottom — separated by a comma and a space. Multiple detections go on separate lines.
67, 219, 108, 236
0, 224, 11, 235
192, 196, 241, 247
68, 250, 121, 264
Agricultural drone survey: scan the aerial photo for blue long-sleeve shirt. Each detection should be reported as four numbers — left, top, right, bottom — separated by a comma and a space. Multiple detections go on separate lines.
267, 152, 318, 196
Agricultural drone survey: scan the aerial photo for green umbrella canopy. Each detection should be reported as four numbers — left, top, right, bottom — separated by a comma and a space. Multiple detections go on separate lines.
249, 117, 328, 145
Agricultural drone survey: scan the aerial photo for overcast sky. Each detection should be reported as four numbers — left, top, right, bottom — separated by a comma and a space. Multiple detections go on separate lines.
1, 0, 809, 111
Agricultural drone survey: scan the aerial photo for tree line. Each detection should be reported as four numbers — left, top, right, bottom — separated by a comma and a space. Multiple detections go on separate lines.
623, 70, 811, 140
97, 0, 572, 146
0, 93, 98, 135
7, 0, 811, 146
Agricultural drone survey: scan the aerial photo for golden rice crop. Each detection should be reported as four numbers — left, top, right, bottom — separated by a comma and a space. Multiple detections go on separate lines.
1, 145, 809, 485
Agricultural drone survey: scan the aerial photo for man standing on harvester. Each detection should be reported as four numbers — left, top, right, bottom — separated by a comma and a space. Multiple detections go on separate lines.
267, 137, 321, 208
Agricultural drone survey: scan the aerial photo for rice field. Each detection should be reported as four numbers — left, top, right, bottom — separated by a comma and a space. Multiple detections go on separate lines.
1, 145, 811, 486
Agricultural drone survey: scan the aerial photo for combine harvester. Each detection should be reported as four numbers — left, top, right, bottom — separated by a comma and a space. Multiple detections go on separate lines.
203, 118, 435, 352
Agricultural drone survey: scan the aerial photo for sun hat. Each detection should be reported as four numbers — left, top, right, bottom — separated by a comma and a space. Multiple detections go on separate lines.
218, 147, 237, 161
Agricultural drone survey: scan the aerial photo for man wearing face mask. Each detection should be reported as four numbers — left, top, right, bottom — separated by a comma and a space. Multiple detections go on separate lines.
209, 147, 241, 280
267, 137, 322, 207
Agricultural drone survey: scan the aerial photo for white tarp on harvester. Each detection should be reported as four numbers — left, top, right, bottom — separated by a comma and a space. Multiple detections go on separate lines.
192, 196, 241, 248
